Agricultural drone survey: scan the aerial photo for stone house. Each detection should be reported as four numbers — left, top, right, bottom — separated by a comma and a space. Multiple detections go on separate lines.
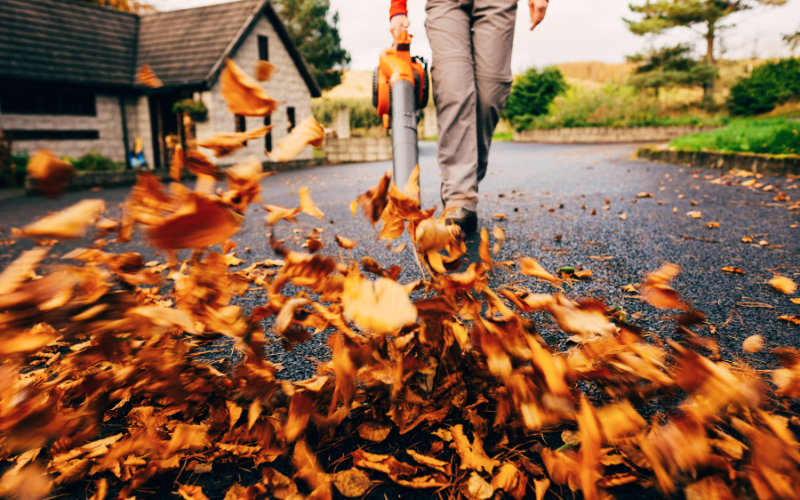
0, 0, 321, 169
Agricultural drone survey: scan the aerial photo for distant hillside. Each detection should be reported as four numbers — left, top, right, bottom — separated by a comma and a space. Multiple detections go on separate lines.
322, 71, 373, 99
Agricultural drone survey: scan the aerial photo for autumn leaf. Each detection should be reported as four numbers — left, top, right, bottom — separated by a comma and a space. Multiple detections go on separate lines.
519, 258, 562, 285
404, 165, 420, 201
198, 125, 274, 157
177, 485, 210, 500
479, 228, 492, 270
492, 225, 505, 255
26, 150, 74, 198
342, 272, 417, 334
743, 335, 764, 353
221, 58, 277, 116
148, 193, 243, 249
335, 235, 357, 250
137, 64, 163, 88
299, 187, 325, 219
463, 472, 494, 500
255, 60, 275, 81
19, 199, 105, 240
358, 422, 392, 443
0, 247, 49, 295
640, 263, 687, 310
268, 116, 325, 162
451, 425, 500, 474
264, 204, 302, 226
333, 468, 372, 497
721, 266, 745, 274
686, 211, 702, 219
770, 275, 798, 295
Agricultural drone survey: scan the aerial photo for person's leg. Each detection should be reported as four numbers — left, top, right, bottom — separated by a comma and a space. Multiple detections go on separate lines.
471, 0, 517, 185
425, 0, 479, 213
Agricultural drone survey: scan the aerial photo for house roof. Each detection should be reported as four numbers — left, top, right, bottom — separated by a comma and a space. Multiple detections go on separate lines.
0, 0, 321, 97
0, 0, 138, 87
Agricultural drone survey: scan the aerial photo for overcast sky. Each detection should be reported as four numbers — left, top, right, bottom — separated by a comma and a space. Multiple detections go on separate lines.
152, 0, 799, 72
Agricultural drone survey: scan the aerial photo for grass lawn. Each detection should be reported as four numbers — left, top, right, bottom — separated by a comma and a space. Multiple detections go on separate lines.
670, 116, 800, 155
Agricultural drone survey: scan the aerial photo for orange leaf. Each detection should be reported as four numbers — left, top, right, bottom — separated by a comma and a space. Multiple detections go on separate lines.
26, 150, 74, 198
770, 275, 798, 295
148, 193, 243, 249
19, 199, 105, 240
268, 116, 325, 162
221, 58, 277, 116
198, 125, 274, 157
255, 60, 275, 81
299, 186, 325, 219
519, 258, 562, 285
137, 64, 163, 88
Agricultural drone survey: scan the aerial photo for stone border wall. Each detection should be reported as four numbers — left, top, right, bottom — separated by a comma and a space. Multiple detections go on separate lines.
513, 126, 718, 144
636, 146, 800, 177
24, 159, 325, 196
325, 138, 392, 164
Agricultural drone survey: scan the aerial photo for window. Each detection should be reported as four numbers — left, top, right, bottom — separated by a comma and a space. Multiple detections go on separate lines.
5, 130, 99, 140
287, 107, 296, 133
235, 114, 247, 145
264, 116, 272, 152
0, 84, 96, 116
258, 35, 269, 61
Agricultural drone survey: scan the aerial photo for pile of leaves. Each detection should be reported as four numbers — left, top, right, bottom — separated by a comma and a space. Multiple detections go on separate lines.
2, 58, 800, 500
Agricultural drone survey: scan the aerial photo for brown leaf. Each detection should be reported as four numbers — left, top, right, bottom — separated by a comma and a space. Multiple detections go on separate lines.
352, 450, 419, 476
26, 150, 75, 198
721, 266, 745, 274
0, 247, 49, 295
299, 186, 325, 219
148, 193, 243, 249
519, 258, 562, 285
268, 116, 325, 162
20, 199, 105, 240
451, 424, 500, 474
407, 450, 449, 474
491, 463, 523, 497
342, 273, 416, 333
264, 204, 302, 226
492, 225, 505, 255
641, 263, 687, 310
743, 335, 764, 353
333, 468, 371, 497
686, 211, 702, 219
358, 422, 392, 443
0, 463, 52, 500
778, 315, 800, 325
770, 275, 798, 295
137, 64, 163, 88
178, 485, 210, 500
685, 476, 734, 500
463, 472, 494, 500
335, 235, 357, 250
198, 126, 274, 157
404, 165, 420, 201
221, 58, 277, 116
255, 60, 275, 81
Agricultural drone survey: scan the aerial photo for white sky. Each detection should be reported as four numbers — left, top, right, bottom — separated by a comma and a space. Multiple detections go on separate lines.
152, 0, 800, 72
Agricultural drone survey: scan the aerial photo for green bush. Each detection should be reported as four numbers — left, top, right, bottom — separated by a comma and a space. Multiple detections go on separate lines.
172, 99, 208, 122
503, 67, 566, 120
627, 44, 717, 94
513, 83, 726, 131
312, 98, 382, 130
670, 117, 800, 155
727, 58, 800, 116
70, 151, 123, 172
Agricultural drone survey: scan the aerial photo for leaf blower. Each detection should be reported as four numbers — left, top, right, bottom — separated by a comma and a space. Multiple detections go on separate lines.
373, 31, 428, 193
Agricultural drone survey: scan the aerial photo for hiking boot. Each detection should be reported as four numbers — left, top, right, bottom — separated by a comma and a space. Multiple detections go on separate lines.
445, 207, 478, 233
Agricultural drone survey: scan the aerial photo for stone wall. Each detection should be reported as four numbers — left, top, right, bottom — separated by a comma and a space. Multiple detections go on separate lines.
325, 138, 392, 164
1, 94, 129, 161
636, 146, 800, 177
196, 15, 314, 166
513, 126, 719, 144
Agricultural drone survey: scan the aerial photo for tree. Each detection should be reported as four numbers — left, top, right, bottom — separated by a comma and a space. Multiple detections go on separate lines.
626, 44, 717, 96
727, 58, 800, 115
626, 0, 787, 103
503, 67, 567, 121
273, 0, 351, 91
785, 29, 800, 53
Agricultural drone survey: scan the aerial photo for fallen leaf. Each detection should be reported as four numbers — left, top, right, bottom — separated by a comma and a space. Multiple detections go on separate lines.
178, 484, 210, 500
686, 211, 702, 219
451, 425, 500, 474
333, 468, 371, 497
619, 213, 628, 220
707, 222, 720, 228
519, 258, 562, 285
742, 236, 753, 243
493, 214, 507, 220
721, 266, 745, 274
342, 273, 417, 334
779, 315, 800, 325
463, 472, 494, 500
358, 422, 392, 443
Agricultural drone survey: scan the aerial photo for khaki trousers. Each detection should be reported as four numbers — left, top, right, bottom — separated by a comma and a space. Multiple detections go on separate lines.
425, 0, 517, 211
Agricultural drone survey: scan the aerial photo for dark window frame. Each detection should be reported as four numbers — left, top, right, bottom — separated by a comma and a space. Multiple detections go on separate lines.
264, 116, 272, 152
258, 35, 269, 61
4, 130, 99, 140
287, 107, 296, 133
0, 83, 96, 116
235, 114, 247, 145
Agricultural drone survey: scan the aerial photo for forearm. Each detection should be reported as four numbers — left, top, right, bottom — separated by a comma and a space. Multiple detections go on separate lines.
390, 0, 407, 18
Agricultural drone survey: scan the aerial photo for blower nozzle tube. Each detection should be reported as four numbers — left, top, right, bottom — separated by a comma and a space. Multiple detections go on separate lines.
390, 79, 419, 192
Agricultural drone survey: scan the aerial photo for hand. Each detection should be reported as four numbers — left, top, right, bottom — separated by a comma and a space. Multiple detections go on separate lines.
390, 14, 410, 43
529, 0, 549, 31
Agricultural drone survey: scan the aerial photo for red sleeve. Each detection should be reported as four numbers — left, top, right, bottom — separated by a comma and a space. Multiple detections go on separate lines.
390, 0, 408, 18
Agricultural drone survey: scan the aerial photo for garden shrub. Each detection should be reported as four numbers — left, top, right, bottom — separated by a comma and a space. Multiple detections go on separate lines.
71, 151, 123, 172
727, 58, 800, 116
503, 67, 566, 120
312, 98, 383, 131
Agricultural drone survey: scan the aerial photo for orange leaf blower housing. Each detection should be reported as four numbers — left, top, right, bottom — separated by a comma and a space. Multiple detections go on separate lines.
373, 31, 428, 193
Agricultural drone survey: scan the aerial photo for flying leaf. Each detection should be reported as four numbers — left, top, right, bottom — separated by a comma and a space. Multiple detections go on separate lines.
177, 485, 210, 500
640, 263, 687, 310
221, 58, 277, 116
268, 116, 325, 162
335, 235, 357, 250
26, 150, 74, 198
519, 258, 562, 285
263, 204, 302, 226
479, 228, 492, 270
770, 276, 798, 295
255, 60, 275, 81
743, 335, 764, 353
342, 273, 417, 333
0, 247, 49, 295
148, 193, 243, 249
137, 64, 163, 88
198, 126, 274, 157
20, 199, 105, 240
299, 187, 325, 219
404, 165, 420, 200
492, 225, 505, 255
